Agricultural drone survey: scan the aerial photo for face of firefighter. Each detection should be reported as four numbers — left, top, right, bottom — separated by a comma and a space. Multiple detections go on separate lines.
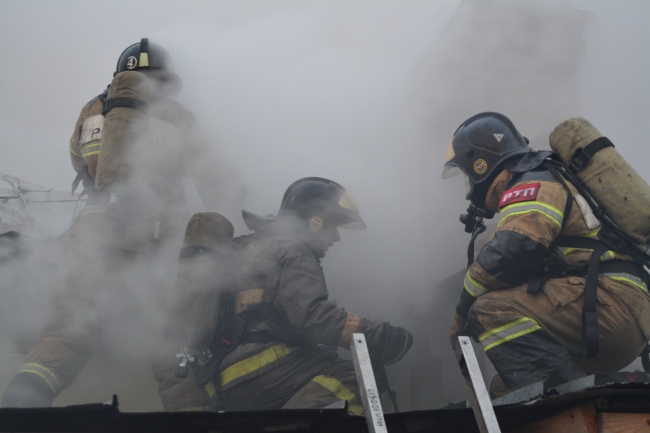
320, 219, 342, 256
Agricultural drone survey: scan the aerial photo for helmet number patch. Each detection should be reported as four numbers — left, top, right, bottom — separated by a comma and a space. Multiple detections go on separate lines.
494, 133, 504, 142
126, 56, 138, 69
473, 159, 488, 175
309, 216, 324, 231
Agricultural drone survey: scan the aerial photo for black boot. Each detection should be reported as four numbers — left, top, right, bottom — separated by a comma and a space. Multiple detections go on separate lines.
544, 357, 586, 389
1, 373, 56, 408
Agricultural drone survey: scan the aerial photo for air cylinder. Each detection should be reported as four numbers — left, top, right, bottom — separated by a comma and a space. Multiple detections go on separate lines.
550, 117, 650, 245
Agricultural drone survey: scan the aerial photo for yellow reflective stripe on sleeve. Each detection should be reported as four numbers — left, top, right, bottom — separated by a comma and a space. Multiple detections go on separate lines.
498, 201, 564, 229
204, 380, 216, 398
69, 139, 82, 157
310, 375, 364, 416
603, 274, 648, 294
82, 151, 101, 158
464, 271, 488, 298
479, 317, 541, 352
221, 343, 297, 387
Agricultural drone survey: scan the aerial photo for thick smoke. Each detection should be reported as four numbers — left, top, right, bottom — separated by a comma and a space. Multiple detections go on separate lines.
0, 0, 649, 411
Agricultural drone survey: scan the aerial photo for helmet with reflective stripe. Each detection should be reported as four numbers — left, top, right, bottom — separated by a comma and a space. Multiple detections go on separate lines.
279, 177, 366, 230
442, 112, 533, 199
115, 38, 181, 93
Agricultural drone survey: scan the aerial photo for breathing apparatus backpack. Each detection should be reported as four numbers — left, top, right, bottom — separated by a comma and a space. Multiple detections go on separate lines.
548, 118, 650, 267
167, 212, 238, 386
535, 118, 650, 362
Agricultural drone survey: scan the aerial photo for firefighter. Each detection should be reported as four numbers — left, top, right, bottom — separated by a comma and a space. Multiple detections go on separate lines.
443, 112, 650, 396
196, 177, 413, 413
1, 39, 245, 409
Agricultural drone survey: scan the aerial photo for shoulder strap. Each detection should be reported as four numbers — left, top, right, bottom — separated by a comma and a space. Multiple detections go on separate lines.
539, 160, 602, 357
542, 160, 573, 225
86, 87, 110, 110
102, 97, 148, 116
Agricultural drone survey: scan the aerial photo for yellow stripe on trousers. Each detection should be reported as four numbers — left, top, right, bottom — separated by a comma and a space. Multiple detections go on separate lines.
205, 343, 298, 397
17, 363, 61, 395
478, 317, 541, 352
310, 375, 364, 415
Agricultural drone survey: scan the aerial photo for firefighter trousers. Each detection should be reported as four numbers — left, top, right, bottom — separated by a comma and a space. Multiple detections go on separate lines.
467, 276, 649, 391
2, 232, 206, 410
217, 346, 364, 415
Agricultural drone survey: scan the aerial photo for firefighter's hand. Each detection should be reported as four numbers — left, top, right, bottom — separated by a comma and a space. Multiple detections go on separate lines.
450, 313, 468, 362
375, 323, 413, 366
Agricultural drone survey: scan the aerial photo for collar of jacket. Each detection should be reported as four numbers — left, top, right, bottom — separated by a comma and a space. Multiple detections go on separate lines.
241, 210, 325, 260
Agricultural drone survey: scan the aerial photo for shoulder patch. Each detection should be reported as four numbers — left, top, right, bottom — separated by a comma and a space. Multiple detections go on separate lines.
500, 183, 540, 208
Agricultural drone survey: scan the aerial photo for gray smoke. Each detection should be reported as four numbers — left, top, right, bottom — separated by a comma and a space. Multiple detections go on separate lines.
0, 0, 649, 411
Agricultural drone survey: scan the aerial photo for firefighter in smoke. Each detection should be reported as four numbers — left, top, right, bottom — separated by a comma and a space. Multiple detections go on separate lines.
172, 178, 413, 412
443, 112, 650, 396
1, 39, 245, 408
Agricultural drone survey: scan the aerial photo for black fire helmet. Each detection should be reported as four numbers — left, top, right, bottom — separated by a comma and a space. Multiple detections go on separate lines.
279, 177, 366, 231
442, 112, 533, 199
115, 38, 182, 91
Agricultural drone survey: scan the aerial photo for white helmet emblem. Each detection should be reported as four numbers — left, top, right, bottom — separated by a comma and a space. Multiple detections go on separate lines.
493, 133, 504, 142
126, 56, 138, 69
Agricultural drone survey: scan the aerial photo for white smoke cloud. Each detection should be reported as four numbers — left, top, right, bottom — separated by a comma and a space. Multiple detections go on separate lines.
0, 0, 648, 411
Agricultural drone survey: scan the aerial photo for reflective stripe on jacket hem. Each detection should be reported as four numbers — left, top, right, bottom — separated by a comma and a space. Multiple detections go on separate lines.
602, 273, 649, 294
221, 343, 297, 388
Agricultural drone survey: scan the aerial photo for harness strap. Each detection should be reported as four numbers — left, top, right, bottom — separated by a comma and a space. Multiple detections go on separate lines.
102, 97, 148, 116
582, 243, 608, 357
536, 161, 606, 357
568, 137, 615, 174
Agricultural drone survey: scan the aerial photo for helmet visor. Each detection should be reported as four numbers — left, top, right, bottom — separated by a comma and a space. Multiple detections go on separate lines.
442, 166, 471, 196
336, 190, 366, 230
441, 165, 462, 179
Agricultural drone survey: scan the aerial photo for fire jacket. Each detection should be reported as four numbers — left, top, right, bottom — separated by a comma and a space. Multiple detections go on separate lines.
211, 223, 384, 395
68, 88, 245, 249
458, 164, 650, 340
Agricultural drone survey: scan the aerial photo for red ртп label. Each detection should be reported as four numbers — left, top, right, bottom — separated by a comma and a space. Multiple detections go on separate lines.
500, 183, 540, 208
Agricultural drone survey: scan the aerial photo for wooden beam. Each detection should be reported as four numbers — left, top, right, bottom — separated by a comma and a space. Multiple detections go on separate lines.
599, 412, 650, 433
507, 404, 598, 433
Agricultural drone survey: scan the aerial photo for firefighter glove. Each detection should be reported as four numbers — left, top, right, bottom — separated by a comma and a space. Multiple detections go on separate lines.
375, 322, 413, 366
